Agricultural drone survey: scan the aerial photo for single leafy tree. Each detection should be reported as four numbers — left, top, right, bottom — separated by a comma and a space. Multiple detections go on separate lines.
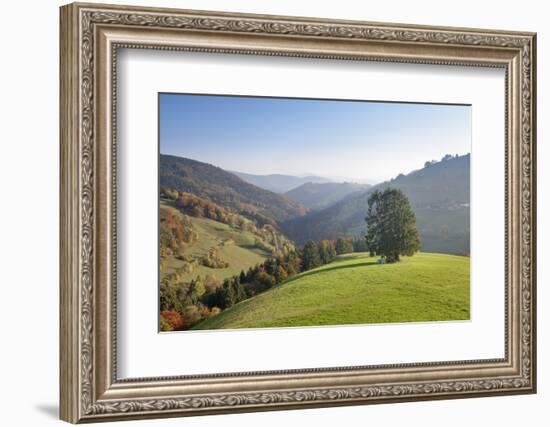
364, 188, 421, 263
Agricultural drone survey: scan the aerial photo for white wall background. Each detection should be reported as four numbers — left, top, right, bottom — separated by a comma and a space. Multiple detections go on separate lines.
0, 0, 545, 426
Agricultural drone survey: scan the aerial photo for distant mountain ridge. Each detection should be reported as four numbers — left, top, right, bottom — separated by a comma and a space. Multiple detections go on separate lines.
285, 182, 372, 211
160, 153, 470, 255
232, 171, 332, 193
160, 154, 306, 226
281, 154, 470, 255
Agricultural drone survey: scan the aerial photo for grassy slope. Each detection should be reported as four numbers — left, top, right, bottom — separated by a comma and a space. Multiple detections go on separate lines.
192, 252, 470, 330
161, 210, 271, 282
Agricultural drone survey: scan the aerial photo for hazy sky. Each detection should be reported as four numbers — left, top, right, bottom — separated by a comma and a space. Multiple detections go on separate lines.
160, 93, 471, 183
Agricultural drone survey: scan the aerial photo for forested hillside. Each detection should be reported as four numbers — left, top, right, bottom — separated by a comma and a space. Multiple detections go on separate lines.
281, 154, 470, 254
160, 154, 306, 225
159, 190, 295, 331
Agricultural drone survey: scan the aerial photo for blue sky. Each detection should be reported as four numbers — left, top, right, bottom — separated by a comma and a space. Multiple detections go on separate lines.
160, 93, 471, 183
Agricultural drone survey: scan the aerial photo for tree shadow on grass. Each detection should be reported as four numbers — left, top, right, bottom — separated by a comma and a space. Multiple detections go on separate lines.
284, 261, 379, 285
239, 244, 259, 250
334, 254, 372, 262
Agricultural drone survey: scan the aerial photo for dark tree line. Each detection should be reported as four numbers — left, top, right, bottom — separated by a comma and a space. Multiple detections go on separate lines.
200, 236, 370, 312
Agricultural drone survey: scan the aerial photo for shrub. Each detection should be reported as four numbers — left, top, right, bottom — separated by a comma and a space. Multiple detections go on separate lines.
182, 305, 202, 326
200, 248, 229, 268
161, 188, 179, 200
160, 310, 185, 330
204, 274, 221, 292
159, 315, 173, 332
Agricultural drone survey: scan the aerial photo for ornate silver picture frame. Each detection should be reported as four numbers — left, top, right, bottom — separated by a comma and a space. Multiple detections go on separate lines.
60, 2, 536, 423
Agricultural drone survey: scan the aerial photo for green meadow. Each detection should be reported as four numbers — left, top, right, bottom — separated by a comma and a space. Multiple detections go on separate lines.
161, 213, 272, 282
192, 252, 470, 330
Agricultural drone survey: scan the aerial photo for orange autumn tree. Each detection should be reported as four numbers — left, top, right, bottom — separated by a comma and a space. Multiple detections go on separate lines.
160, 310, 185, 331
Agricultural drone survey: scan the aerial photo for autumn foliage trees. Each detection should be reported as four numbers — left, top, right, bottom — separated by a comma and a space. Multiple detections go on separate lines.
159, 187, 299, 330
161, 188, 294, 258
159, 187, 373, 331
160, 154, 306, 225
159, 310, 184, 331
159, 206, 197, 258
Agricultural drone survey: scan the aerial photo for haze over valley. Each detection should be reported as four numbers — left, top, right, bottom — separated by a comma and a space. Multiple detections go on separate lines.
160, 152, 470, 255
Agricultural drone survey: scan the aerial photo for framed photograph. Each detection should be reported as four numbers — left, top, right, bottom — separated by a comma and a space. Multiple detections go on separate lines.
60, 2, 537, 423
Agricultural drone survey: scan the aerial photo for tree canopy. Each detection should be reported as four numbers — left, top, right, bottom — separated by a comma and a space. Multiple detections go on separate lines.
302, 240, 322, 271
364, 188, 421, 263
335, 237, 354, 255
